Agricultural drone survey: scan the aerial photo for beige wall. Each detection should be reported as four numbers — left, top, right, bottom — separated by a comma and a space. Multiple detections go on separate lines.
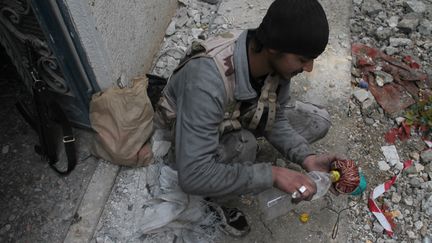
65, 0, 177, 89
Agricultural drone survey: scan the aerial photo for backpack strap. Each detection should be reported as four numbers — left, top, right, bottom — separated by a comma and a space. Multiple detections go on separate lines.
17, 70, 77, 175
248, 75, 280, 132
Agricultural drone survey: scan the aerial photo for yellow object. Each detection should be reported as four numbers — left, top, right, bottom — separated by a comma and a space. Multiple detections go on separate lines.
299, 213, 309, 223
330, 170, 340, 183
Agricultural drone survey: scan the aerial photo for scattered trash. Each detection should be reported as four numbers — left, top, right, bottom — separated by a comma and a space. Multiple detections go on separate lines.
384, 122, 411, 144
404, 95, 432, 139
368, 160, 414, 238
380, 145, 401, 167
358, 79, 369, 89
351, 43, 429, 114
299, 213, 309, 223
402, 55, 420, 69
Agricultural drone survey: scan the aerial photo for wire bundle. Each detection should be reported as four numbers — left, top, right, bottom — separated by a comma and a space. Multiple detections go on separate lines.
331, 160, 360, 194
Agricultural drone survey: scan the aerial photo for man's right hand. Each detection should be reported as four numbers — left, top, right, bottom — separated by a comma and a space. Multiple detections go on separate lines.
271, 166, 317, 202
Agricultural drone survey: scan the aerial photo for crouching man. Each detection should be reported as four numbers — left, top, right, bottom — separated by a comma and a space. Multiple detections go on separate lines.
155, 0, 342, 237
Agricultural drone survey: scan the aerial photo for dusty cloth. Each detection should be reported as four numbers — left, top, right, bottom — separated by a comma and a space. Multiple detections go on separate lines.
133, 163, 220, 243
159, 30, 327, 197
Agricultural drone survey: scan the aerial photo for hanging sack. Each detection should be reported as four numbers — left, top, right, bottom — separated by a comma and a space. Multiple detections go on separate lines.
90, 76, 154, 167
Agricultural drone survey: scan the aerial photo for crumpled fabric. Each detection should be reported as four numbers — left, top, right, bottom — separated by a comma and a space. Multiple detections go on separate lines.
132, 164, 221, 243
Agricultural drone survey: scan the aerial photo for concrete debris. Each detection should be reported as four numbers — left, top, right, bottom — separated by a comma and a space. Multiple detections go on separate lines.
421, 149, 432, 163
389, 37, 413, 47
391, 192, 402, 203
397, 13, 421, 33
381, 145, 401, 167
373, 70, 393, 86
353, 88, 370, 103
387, 16, 399, 28
165, 20, 176, 36
361, 0, 383, 16
419, 19, 432, 36
384, 46, 398, 55
423, 195, 432, 216
378, 160, 390, 171
405, 0, 427, 13
154, 0, 229, 78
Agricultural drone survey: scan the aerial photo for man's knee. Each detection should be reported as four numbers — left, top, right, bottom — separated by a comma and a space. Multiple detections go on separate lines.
284, 101, 331, 143
310, 108, 331, 141
217, 129, 257, 163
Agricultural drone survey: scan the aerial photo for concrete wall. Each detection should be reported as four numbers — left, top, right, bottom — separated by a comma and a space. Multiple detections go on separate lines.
64, 0, 177, 89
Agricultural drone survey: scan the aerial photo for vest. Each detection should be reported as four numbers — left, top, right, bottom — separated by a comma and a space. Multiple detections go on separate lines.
155, 31, 279, 135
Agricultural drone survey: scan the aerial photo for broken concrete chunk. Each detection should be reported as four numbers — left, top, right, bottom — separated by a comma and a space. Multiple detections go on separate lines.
418, 19, 432, 36
166, 20, 176, 36
361, 0, 383, 16
387, 16, 399, 28
395, 117, 405, 126
384, 46, 399, 55
191, 28, 203, 39
375, 26, 391, 40
397, 13, 421, 33
353, 88, 370, 103
422, 195, 432, 216
389, 37, 412, 47
374, 70, 393, 86
176, 10, 189, 28
420, 149, 432, 163
405, 0, 427, 13
378, 160, 391, 171
381, 145, 401, 166
391, 192, 402, 203
361, 95, 377, 114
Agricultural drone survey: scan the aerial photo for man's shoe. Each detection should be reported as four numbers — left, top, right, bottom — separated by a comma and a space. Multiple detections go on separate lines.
213, 206, 250, 237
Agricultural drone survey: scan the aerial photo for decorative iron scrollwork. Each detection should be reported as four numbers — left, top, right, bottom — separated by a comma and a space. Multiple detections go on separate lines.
0, 0, 70, 95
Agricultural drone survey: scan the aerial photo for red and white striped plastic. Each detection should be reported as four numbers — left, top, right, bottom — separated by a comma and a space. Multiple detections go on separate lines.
368, 160, 413, 237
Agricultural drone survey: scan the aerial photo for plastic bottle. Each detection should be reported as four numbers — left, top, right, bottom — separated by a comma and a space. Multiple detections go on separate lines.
258, 171, 337, 221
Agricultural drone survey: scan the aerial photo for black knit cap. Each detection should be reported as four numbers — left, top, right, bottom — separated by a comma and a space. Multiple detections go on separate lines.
256, 0, 329, 59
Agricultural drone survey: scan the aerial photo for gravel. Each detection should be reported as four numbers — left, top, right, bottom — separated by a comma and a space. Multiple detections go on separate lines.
348, 0, 432, 241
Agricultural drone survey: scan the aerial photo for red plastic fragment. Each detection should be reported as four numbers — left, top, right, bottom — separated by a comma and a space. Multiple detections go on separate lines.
384, 122, 411, 144
403, 56, 421, 69
385, 128, 399, 144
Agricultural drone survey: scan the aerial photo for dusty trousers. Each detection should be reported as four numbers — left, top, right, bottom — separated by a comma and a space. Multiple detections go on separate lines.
216, 101, 331, 164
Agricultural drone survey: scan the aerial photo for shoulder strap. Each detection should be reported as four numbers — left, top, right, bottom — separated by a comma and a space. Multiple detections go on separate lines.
17, 72, 77, 175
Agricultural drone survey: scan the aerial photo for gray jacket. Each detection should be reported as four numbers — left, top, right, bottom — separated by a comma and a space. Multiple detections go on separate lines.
163, 30, 314, 197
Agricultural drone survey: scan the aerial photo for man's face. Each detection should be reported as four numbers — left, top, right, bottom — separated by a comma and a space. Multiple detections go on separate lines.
268, 52, 315, 80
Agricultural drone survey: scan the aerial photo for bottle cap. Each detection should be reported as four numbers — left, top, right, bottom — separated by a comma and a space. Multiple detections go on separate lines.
329, 170, 340, 183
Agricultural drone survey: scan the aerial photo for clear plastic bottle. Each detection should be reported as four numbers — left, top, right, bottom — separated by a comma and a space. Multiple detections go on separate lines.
258, 171, 334, 221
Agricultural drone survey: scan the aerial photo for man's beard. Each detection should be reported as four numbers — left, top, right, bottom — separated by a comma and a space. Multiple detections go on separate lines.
275, 68, 303, 80
269, 58, 303, 80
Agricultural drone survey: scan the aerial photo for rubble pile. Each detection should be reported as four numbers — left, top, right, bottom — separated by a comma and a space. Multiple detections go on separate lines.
351, 0, 432, 76
151, 0, 231, 78
347, 0, 432, 242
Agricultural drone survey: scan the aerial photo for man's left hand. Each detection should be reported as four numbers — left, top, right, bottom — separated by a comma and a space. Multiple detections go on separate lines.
302, 154, 346, 196
302, 154, 345, 173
